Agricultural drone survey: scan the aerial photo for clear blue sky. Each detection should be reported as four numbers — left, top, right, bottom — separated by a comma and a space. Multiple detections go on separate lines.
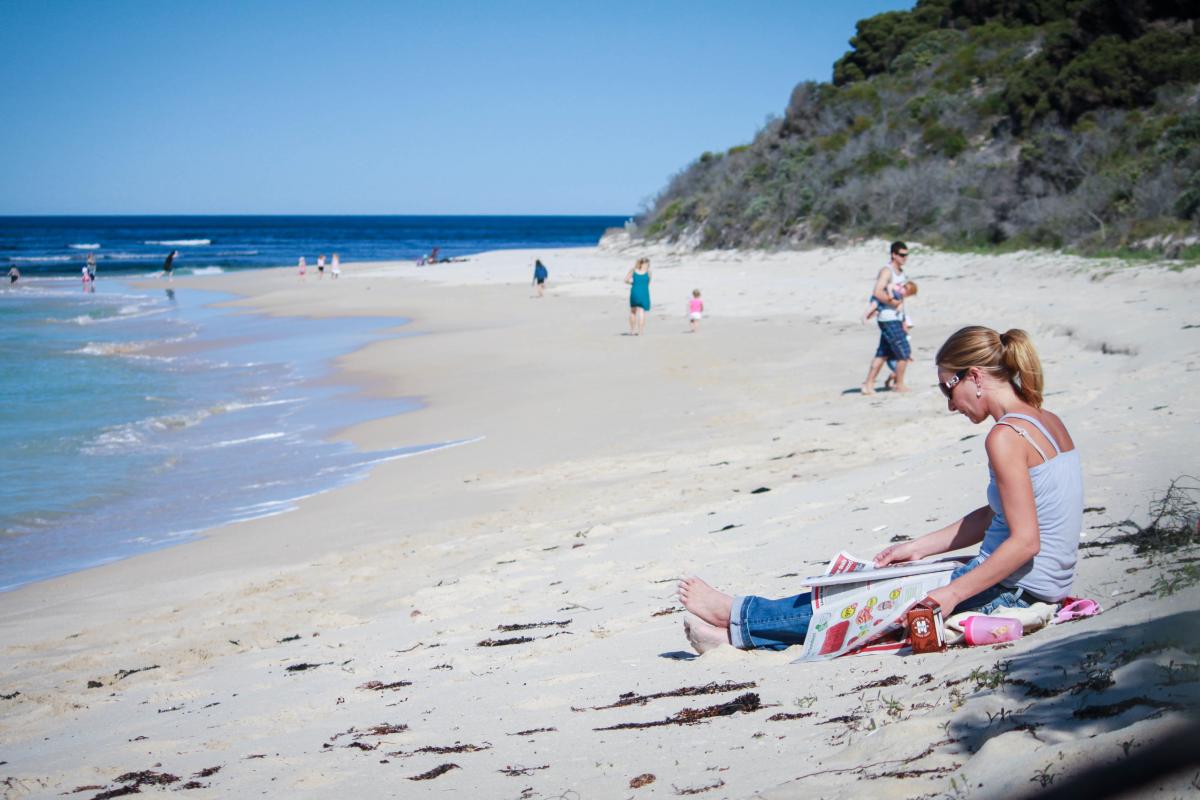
0, 1, 913, 215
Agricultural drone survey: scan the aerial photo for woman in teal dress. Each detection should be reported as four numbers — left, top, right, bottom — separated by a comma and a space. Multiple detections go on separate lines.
625, 257, 652, 335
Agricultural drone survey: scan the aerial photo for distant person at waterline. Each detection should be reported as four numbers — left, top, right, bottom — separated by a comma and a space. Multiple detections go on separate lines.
625, 257, 651, 335
8, 266, 19, 284
82, 264, 93, 292
331, 253, 341, 279
862, 241, 912, 395
318, 254, 326, 279
298, 256, 307, 280
532, 258, 549, 297
86, 252, 97, 283
162, 249, 177, 281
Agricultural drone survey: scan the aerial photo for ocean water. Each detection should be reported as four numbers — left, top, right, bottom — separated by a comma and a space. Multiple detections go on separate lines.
0, 215, 628, 276
0, 216, 621, 591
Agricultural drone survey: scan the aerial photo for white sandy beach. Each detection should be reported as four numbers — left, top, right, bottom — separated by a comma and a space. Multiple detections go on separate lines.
2, 241, 1198, 799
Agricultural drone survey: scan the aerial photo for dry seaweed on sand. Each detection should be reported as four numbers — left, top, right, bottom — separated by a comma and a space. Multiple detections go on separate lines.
114, 771, 179, 787
87, 788, 139, 800
390, 742, 491, 757
651, 607, 683, 617
508, 727, 557, 736
284, 662, 328, 673
767, 711, 815, 721
581, 681, 756, 711
192, 767, 221, 778
328, 723, 409, 743
114, 665, 160, 681
841, 674, 905, 695
630, 773, 656, 788
499, 764, 549, 776
593, 692, 761, 731
673, 778, 725, 794
408, 763, 459, 781
496, 619, 571, 632
359, 680, 412, 691
477, 636, 534, 647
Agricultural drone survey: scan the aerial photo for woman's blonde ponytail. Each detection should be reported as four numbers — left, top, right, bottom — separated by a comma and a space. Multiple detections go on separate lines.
999, 329, 1044, 408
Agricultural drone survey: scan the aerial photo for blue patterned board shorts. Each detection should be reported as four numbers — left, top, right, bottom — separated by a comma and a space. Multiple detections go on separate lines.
876, 319, 911, 361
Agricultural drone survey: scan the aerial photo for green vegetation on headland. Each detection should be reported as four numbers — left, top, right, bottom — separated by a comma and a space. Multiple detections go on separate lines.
638, 0, 1200, 259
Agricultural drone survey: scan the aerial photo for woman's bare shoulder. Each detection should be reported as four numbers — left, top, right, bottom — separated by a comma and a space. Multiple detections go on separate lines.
1039, 409, 1075, 451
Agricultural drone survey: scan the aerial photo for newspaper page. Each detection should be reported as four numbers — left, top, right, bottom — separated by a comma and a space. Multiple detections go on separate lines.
793, 551, 957, 662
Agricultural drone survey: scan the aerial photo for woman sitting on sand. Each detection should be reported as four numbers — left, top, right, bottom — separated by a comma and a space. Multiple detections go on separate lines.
679, 326, 1083, 653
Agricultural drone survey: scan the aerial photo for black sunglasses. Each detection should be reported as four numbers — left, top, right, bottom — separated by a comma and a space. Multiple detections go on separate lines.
940, 369, 968, 399
896, 251, 909, 258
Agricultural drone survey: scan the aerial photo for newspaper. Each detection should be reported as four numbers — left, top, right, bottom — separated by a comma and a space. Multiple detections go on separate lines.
792, 551, 958, 662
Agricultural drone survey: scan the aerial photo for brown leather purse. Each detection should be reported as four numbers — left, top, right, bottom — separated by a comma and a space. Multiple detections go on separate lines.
906, 597, 946, 654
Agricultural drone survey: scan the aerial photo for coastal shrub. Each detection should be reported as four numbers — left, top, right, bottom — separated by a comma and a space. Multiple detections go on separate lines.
922, 123, 968, 157
636, 0, 1200, 255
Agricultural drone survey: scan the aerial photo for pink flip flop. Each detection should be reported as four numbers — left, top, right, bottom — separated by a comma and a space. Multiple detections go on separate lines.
1055, 598, 1101, 623
962, 615, 1023, 646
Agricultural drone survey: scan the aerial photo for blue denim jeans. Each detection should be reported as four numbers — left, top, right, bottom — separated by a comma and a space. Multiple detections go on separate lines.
729, 555, 1032, 651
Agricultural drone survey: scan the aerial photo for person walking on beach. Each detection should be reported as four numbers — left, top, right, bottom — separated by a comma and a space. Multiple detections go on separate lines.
532, 259, 549, 297
861, 241, 912, 395
625, 257, 651, 335
679, 326, 1082, 654
298, 256, 307, 280
317, 254, 326, 279
331, 253, 341, 279
162, 249, 177, 281
688, 288, 704, 333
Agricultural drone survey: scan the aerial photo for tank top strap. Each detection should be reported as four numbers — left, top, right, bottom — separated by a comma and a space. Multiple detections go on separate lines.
999, 412, 1062, 454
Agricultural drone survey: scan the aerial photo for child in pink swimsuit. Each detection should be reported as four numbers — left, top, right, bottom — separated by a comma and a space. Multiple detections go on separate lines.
688, 289, 704, 333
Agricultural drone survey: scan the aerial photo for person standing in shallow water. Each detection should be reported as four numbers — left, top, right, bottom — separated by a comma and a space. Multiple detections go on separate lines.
162, 249, 177, 281
678, 326, 1082, 654
625, 257, 651, 335
862, 241, 912, 395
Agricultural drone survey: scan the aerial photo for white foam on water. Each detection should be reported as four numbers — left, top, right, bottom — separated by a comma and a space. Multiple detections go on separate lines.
221, 398, 304, 412
204, 432, 289, 448
73, 341, 150, 357
143, 239, 211, 246
187, 266, 224, 275
69, 243, 101, 250
9, 255, 72, 263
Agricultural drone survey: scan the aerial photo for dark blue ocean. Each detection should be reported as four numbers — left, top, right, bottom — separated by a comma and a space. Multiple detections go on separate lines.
0, 216, 623, 591
0, 215, 627, 276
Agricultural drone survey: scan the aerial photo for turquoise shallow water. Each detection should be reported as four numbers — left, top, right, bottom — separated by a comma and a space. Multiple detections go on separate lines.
0, 277, 460, 591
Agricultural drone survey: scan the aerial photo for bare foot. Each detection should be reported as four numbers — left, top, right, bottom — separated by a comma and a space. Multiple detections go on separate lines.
678, 576, 734, 628
861, 383, 875, 396
684, 614, 730, 654
883, 374, 895, 390
893, 383, 911, 393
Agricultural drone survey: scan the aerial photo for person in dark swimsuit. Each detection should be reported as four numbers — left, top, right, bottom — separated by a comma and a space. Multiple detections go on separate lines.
625, 257, 651, 335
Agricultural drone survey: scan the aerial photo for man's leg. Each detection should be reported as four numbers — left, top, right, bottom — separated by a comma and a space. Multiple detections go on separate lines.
862, 357, 885, 394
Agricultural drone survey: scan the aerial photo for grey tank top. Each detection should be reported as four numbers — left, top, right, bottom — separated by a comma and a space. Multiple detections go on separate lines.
979, 412, 1083, 601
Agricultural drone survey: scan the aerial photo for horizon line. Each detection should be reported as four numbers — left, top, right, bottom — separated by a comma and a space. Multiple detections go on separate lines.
0, 212, 635, 219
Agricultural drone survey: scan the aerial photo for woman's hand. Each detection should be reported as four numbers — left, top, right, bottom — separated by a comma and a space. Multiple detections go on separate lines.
923, 584, 962, 617
874, 540, 921, 568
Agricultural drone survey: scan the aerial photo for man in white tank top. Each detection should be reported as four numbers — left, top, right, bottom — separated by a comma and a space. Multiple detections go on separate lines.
861, 241, 912, 395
